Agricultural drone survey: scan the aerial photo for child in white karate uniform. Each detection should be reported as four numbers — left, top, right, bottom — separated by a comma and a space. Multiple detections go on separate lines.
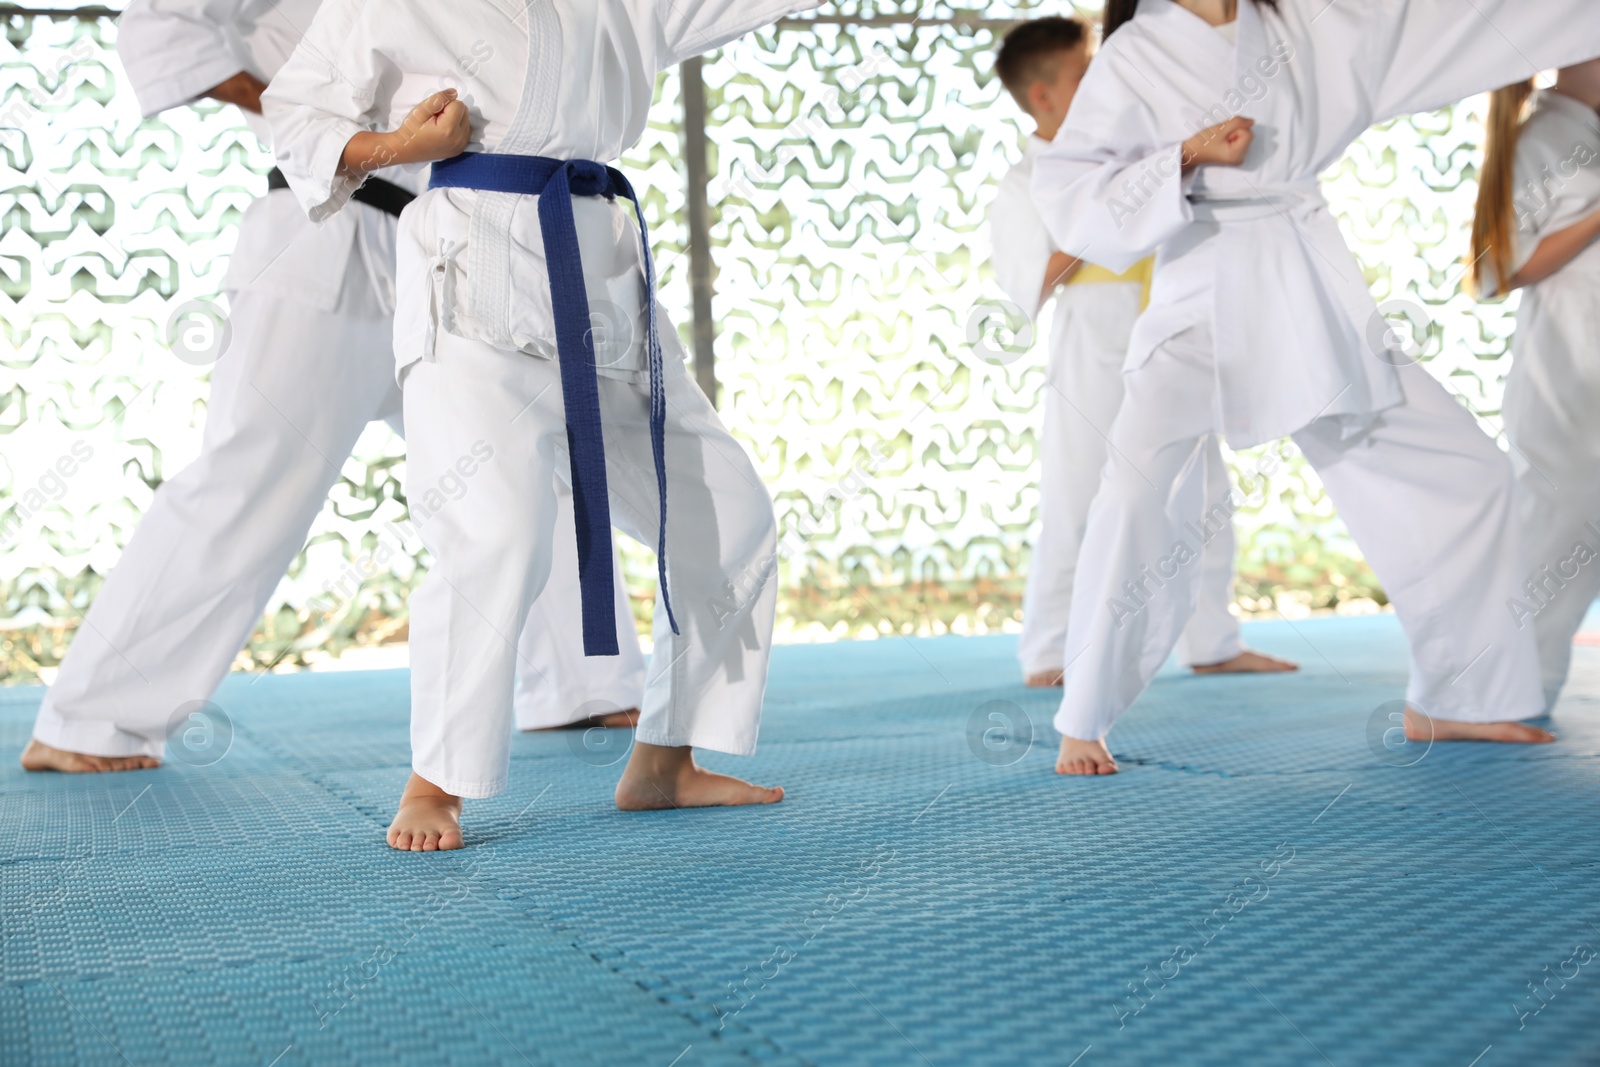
1470, 60, 1600, 708
267, 0, 816, 848
989, 16, 1295, 687
22, 0, 645, 776
1033, 0, 1600, 775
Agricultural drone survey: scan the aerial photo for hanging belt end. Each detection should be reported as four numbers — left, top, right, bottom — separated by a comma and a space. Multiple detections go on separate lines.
580, 626, 621, 658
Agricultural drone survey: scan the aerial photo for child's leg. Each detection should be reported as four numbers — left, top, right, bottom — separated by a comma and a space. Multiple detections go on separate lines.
1512, 464, 1600, 708
1503, 334, 1600, 708
586, 363, 782, 809
1177, 437, 1297, 675
512, 478, 646, 730
1018, 311, 1123, 685
395, 334, 568, 849
1054, 327, 1225, 774
1293, 363, 1549, 741
1174, 436, 1245, 668
24, 279, 395, 772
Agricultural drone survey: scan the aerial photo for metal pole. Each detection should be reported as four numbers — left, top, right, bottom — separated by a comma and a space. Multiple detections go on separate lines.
680, 56, 718, 406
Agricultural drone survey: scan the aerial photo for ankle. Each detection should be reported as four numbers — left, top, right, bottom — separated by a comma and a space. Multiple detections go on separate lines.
403, 772, 461, 802
624, 742, 695, 781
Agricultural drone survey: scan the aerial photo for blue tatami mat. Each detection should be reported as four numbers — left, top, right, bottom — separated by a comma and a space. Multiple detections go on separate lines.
4, 615, 1599, 1066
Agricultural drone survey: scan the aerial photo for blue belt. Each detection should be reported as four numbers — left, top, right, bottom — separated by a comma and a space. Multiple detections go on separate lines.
428, 153, 678, 656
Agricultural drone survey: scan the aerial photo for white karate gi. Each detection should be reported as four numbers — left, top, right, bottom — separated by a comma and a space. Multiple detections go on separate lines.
992, 135, 1243, 676
1498, 90, 1600, 707
266, 0, 813, 797
31, 0, 642, 761
1033, 0, 1600, 741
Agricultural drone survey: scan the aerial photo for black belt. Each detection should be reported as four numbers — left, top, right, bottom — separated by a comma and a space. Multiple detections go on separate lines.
266, 167, 416, 218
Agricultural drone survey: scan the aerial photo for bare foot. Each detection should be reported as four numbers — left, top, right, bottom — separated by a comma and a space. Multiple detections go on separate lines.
614, 742, 784, 811
1404, 707, 1554, 745
387, 772, 464, 851
1056, 736, 1118, 776
524, 708, 639, 732
20, 739, 161, 773
1025, 670, 1064, 688
1192, 651, 1299, 675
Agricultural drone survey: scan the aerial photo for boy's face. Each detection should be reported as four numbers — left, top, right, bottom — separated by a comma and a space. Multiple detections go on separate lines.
1027, 44, 1091, 131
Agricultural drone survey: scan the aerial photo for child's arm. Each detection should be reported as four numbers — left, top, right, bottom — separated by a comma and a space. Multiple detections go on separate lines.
116, 0, 257, 119
205, 70, 266, 115
990, 168, 1058, 320
1507, 207, 1600, 291
1369, 0, 1600, 127
1181, 117, 1255, 174
1034, 74, 1256, 274
336, 90, 472, 182
262, 0, 446, 221
654, 0, 824, 67
1043, 252, 1083, 301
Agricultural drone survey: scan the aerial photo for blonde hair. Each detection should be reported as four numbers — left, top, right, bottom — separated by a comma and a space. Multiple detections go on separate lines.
1469, 79, 1536, 297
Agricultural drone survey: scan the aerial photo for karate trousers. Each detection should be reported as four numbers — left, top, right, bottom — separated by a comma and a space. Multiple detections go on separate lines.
1503, 254, 1600, 708
33, 206, 642, 759
1055, 322, 1544, 741
401, 328, 779, 798
1019, 286, 1242, 674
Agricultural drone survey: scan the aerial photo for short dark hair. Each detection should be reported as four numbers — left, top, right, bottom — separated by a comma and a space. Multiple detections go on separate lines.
995, 17, 1089, 112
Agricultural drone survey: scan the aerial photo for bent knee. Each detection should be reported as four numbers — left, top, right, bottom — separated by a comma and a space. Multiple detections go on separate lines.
702, 451, 778, 557
715, 495, 779, 580
743, 497, 779, 558
670, 490, 777, 596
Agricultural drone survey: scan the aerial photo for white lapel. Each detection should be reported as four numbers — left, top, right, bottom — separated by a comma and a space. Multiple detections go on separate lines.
1143, 0, 1237, 70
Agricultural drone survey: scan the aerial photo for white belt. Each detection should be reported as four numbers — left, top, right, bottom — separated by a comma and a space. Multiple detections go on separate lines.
1188, 188, 1326, 222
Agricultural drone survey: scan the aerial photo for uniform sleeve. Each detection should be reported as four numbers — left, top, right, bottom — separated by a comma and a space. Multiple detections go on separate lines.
989, 168, 1055, 322
1508, 112, 1600, 277
1368, 0, 1600, 123
1030, 59, 1193, 273
116, 0, 250, 118
260, 0, 395, 222
653, 0, 823, 68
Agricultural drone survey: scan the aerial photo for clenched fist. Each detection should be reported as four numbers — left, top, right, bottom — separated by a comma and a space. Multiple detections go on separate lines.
338, 88, 475, 180
395, 89, 473, 163
1182, 116, 1256, 172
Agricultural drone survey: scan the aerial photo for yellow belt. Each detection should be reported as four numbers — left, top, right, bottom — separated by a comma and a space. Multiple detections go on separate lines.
1067, 257, 1154, 311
